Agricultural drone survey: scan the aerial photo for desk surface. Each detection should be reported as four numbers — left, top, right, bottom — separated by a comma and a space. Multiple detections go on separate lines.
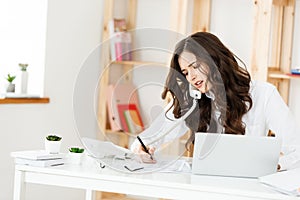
14, 161, 300, 200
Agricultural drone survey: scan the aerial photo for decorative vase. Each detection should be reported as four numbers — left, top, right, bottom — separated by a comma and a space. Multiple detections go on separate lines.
45, 139, 62, 154
16, 71, 28, 94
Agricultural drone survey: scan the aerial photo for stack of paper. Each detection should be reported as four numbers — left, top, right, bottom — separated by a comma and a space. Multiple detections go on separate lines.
3, 93, 41, 98
259, 167, 300, 196
11, 150, 65, 167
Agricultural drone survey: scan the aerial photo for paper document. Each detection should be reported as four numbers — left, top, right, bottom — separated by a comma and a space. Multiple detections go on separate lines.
81, 138, 191, 173
100, 154, 191, 173
147, 159, 191, 173
259, 167, 300, 196
81, 137, 132, 159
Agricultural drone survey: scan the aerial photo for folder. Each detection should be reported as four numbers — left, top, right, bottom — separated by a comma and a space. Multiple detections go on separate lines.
106, 84, 141, 131
259, 167, 300, 196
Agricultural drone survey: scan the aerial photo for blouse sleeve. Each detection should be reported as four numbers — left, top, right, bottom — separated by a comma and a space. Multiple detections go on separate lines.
130, 103, 189, 152
265, 86, 300, 170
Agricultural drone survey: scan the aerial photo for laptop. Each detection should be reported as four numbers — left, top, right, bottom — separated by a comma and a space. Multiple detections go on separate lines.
192, 133, 282, 178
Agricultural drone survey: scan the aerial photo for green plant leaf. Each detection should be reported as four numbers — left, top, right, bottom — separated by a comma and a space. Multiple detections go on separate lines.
6, 74, 16, 83
69, 147, 84, 153
46, 135, 62, 141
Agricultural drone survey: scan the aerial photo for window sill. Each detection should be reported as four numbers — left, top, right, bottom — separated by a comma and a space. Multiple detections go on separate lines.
0, 97, 50, 104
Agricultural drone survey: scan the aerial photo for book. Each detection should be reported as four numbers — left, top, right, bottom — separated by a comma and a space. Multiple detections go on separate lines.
106, 84, 140, 131
119, 32, 132, 61
108, 18, 126, 61
113, 31, 132, 61
259, 167, 300, 196
114, 33, 123, 61
290, 68, 300, 75
117, 104, 130, 132
124, 109, 144, 134
14, 157, 65, 167
117, 104, 144, 133
108, 18, 127, 33
108, 18, 132, 61
11, 150, 65, 160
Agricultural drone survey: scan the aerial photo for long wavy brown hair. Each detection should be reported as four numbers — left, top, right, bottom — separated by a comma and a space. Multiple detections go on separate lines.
162, 32, 253, 150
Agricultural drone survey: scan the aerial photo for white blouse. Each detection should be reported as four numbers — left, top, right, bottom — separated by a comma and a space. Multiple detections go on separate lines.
131, 81, 300, 170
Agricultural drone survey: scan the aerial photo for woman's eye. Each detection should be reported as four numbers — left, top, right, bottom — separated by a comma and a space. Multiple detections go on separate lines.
193, 63, 201, 69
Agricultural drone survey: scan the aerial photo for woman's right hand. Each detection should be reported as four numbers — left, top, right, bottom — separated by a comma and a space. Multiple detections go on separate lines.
134, 145, 156, 163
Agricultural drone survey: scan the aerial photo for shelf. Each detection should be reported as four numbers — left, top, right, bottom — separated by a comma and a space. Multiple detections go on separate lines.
0, 97, 50, 104
112, 60, 166, 66
268, 73, 300, 80
105, 129, 129, 135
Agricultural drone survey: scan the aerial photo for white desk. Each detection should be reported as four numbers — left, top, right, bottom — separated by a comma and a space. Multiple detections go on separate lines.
13, 162, 299, 200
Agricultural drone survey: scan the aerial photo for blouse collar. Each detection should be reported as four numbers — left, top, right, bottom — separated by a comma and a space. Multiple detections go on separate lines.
205, 90, 215, 100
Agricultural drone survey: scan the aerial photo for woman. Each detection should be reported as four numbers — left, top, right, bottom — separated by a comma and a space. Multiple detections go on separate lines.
131, 32, 299, 170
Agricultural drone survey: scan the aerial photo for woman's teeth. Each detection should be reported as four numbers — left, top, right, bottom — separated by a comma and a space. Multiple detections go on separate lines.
195, 81, 203, 86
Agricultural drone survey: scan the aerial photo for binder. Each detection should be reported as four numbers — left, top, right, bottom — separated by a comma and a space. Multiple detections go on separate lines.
106, 84, 141, 131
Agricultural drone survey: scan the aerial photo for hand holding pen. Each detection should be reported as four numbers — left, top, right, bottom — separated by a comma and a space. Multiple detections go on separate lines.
137, 136, 156, 163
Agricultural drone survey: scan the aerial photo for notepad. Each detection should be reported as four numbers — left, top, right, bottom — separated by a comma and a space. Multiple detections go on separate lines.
259, 167, 300, 196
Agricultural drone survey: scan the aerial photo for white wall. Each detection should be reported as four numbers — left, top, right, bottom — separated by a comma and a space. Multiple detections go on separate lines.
210, 0, 253, 68
0, 0, 102, 199
1, 1, 300, 200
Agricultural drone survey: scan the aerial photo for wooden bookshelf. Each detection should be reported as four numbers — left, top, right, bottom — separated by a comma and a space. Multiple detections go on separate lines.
97, 0, 212, 154
97, 0, 140, 153
251, 0, 295, 104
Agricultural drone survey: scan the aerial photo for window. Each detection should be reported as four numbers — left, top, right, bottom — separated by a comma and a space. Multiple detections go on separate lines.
0, 0, 48, 96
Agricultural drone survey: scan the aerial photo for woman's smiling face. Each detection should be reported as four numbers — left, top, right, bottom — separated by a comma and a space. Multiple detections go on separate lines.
178, 51, 211, 93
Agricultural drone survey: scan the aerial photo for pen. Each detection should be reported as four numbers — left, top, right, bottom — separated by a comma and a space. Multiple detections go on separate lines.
137, 136, 153, 160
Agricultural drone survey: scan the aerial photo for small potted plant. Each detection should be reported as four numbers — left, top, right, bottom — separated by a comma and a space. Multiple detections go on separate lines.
45, 135, 62, 154
5, 74, 16, 92
68, 147, 85, 165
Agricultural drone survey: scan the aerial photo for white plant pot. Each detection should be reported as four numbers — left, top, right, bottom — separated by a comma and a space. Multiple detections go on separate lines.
68, 152, 83, 165
45, 139, 61, 154
6, 83, 15, 93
